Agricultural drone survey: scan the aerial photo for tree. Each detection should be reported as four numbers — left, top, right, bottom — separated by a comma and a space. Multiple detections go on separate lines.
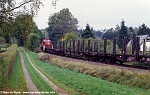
117, 20, 128, 48
102, 28, 117, 40
137, 24, 150, 35
0, 0, 44, 28
33, 26, 44, 42
1, 18, 17, 44
0, 0, 46, 44
81, 24, 95, 39
14, 14, 35, 46
47, 8, 78, 41
27, 33, 40, 51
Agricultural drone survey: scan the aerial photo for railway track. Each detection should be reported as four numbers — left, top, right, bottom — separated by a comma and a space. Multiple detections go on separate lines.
43, 50, 150, 70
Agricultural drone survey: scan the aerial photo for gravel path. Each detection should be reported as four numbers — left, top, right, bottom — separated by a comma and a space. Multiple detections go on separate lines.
18, 49, 41, 95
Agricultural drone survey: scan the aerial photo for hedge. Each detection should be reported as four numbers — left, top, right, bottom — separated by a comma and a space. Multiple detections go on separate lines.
0, 44, 17, 88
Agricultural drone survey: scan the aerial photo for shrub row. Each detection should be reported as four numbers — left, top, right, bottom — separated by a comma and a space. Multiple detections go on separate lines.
0, 44, 17, 88
39, 53, 150, 90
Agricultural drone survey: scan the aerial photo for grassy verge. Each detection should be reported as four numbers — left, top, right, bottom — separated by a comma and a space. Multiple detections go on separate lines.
0, 44, 17, 87
25, 49, 150, 95
38, 52, 150, 90
20, 48, 57, 95
1, 51, 27, 94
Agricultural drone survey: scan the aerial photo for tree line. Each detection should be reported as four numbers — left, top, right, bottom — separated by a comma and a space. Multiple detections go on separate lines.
102, 20, 150, 48
47, 8, 150, 49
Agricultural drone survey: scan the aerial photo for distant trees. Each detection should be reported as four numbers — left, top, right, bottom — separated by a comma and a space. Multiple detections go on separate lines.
81, 24, 95, 39
117, 20, 128, 48
137, 24, 150, 35
94, 31, 103, 38
102, 28, 117, 40
47, 8, 78, 41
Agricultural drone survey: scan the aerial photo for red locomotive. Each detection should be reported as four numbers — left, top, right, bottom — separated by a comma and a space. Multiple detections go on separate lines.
41, 38, 53, 51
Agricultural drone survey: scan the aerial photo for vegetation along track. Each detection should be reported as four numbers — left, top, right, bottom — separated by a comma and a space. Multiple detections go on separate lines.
19, 48, 68, 95
28, 49, 150, 95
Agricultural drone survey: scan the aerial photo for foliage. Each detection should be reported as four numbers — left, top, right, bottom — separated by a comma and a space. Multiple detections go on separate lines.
0, 37, 6, 44
117, 20, 128, 48
0, 18, 16, 43
0, 0, 44, 44
83, 38, 120, 54
27, 33, 40, 51
0, 0, 15, 28
93, 30, 103, 38
0, 44, 17, 88
47, 8, 78, 41
128, 27, 137, 49
81, 24, 95, 39
0, 0, 42, 33
33, 26, 44, 42
61, 32, 77, 41
102, 29, 118, 40
0, 0, 43, 21
0, 37, 6, 52
14, 14, 36, 46
137, 24, 150, 35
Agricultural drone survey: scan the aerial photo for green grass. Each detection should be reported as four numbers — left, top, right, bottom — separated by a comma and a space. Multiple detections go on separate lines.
25, 49, 150, 95
0, 48, 6, 51
1, 51, 27, 94
39, 52, 150, 89
20, 48, 57, 95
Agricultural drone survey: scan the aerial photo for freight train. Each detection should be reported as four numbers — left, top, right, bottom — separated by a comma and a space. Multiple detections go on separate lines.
41, 37, 150, 68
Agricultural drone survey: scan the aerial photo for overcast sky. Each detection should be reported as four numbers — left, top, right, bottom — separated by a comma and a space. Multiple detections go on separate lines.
33, 0, 150, 30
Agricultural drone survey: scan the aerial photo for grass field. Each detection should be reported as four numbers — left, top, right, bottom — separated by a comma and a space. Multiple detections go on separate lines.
1, 51, 27, 94
25, 49, 150, 95
20, 48, 57, 95
38, 52, 150, 90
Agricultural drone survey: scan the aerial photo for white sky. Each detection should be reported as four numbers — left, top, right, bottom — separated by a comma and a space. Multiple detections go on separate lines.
33, 0, 150, 30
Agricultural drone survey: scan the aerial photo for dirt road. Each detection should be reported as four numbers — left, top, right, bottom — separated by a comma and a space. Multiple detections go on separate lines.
18, 49, 41, 95
20, 49, 68, 95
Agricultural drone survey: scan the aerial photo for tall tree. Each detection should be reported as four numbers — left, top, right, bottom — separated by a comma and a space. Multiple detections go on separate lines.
0, 0, 44, 27
117, 20, 128, 48
47, 8, 78, 41
0, 0, 45, 44
137, 24, 150, 35
81, 24, 95, 39
14, 14, 35, 46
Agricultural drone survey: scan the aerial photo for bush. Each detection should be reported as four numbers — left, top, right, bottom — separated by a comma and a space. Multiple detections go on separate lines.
27, 33, 40, 51
0, 37, 6, 44
0, 44, 17, 88
0, 37, 6, 51
84, 38, 120, 53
